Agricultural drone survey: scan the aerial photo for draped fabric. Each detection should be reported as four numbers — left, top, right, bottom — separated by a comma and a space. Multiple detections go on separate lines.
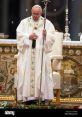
16, 16, 56, 102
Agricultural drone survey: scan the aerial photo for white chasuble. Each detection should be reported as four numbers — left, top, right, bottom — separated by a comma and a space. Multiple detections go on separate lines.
16, 16, 55, 102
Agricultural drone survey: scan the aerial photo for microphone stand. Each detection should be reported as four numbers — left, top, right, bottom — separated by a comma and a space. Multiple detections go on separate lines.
38, 0, 49, 106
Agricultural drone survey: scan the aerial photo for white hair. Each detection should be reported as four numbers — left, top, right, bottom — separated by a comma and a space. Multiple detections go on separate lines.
31, 5, 42, 13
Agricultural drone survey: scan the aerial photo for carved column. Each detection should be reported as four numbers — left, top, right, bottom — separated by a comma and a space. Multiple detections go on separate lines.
19, 0, 33, 19
70, 0, 80, 41
0, 0, 8, 34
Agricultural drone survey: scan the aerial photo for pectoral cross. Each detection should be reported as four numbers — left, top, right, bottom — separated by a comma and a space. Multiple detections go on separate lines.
33, 23, 38, 30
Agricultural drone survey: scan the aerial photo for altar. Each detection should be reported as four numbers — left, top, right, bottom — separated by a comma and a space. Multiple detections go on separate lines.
62, 41, 82, 98
0, 39, 82, 103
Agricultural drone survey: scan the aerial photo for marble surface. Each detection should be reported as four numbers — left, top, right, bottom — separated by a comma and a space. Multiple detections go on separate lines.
63, 40, 82, 46
0, 39, 82, 46
0, 39, 17, 44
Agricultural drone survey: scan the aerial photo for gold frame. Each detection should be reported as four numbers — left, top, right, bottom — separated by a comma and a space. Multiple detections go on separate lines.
0, 95, 15, 101
53, 97, 82, 103
0, 40, 82, 103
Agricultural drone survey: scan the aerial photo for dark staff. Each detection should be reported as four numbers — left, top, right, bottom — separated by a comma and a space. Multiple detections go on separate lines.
38, 0, 50, 106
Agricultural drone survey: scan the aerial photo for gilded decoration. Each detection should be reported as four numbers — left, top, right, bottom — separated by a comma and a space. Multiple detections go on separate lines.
0, 43, 17, 101
60, 44, 82, 98
0, 40, 82, 103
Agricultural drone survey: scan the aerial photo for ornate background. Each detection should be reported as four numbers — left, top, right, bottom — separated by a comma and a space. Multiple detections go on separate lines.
61, 43, 82, 98
0, 43, 17, 100
0, 40, 82, 102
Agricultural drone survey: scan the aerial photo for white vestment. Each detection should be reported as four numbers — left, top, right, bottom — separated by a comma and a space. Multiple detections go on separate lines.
16, 16, 55, 102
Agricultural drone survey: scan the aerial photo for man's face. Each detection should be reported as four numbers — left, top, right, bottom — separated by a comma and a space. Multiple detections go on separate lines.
32, 8, 42, 21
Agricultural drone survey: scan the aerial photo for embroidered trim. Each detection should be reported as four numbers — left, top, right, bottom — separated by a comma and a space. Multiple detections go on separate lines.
30, 48, 36, 96
28, 16, 44, 30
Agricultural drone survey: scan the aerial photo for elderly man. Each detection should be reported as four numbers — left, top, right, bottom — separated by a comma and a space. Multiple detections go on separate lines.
16, 5, 56, 104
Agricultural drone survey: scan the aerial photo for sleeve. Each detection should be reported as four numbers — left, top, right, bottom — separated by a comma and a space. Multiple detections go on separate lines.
44, 20, 55, 53
16, 20, 30, 52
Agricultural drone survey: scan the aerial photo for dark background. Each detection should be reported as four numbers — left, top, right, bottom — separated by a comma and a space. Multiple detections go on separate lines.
0, 0, 81, 40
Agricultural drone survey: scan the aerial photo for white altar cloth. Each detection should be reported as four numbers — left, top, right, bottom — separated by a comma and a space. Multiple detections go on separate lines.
63, 41, 82, 46
0, 39, 82, 46
0, 39, 17, 44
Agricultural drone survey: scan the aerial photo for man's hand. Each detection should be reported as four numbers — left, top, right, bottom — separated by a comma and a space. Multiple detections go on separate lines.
43, 29, 47, 37
29, 33, 38, 40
